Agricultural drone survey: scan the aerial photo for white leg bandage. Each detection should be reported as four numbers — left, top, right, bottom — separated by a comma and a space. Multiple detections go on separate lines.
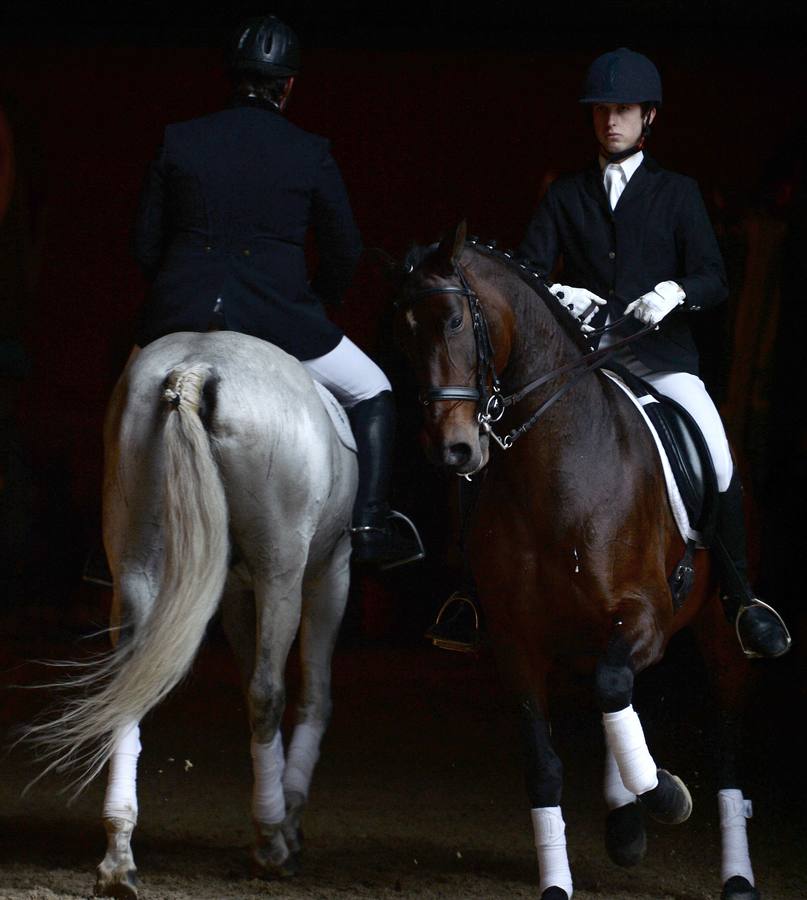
283, 721, 322, 799
603, 745, 636, 810
251, 732, 286, 824
719, 789, 755, 886
102, 722, 141, 824
602, 705, 658, 796
531, 806, 573, 898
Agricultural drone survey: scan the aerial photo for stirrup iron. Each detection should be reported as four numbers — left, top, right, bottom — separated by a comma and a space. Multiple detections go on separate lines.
427, 592, 480, 653
735, 598, 792, 659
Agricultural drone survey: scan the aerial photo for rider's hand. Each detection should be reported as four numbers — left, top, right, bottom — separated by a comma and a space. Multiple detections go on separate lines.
548, 284, 607, 333
624, 281, 685, 326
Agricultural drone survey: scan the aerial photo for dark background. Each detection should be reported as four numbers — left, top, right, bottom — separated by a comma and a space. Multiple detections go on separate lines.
1, 1, 805, 652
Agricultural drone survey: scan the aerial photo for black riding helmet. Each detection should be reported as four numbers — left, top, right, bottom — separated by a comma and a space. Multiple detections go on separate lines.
230, 14, 301, 78
579, 47, 662, 106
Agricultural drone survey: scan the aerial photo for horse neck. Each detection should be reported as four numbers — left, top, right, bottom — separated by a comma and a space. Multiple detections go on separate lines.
499, 275, 606, 424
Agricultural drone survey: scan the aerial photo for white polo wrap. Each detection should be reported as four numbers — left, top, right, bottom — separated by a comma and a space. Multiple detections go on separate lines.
602, 705, 658, 796
283, 721, 322, 798
102, 722, 141, 824
530, 806, 573, 898
719, 789, 755, 886
251, 732, 286, 824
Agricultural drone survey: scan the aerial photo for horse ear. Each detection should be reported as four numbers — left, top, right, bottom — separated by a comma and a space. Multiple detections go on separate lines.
436, 220, 468, 271
366, 246, 409, 284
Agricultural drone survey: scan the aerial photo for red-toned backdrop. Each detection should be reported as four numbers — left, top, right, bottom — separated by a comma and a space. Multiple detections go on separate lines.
1, 39, 805, 633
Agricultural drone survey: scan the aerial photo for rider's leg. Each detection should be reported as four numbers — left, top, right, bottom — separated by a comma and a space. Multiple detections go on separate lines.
302, 337, 423, 569
645, 370, 790, 659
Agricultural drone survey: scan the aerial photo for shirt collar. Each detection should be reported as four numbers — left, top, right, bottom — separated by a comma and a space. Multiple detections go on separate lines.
599, 150, 644, 183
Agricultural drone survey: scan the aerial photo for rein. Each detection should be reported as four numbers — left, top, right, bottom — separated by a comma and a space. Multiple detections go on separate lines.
404, 241, 655, 451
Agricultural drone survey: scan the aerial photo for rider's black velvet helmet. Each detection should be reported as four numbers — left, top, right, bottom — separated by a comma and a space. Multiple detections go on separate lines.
579, 48, 662, 106
230, 15, 301, 78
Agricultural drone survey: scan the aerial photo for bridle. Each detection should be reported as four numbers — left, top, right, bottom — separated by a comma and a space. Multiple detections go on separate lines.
402, 242, 655, 452
408, 262, 504, 416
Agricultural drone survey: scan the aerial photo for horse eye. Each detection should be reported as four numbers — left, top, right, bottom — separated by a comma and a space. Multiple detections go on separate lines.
448, 314, 463, 331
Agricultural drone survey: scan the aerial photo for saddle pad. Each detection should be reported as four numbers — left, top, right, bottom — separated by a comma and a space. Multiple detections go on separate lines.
314, 381, 357, 453
602, 370, 703, 547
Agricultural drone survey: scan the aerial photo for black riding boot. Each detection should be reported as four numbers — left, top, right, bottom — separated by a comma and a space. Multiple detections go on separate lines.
347, 391, 424, 570
712, 471, 791, 659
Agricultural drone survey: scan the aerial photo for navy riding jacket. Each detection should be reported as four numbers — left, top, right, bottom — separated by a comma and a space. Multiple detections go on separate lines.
133, 98, 362, 360
518, 155, 727, 375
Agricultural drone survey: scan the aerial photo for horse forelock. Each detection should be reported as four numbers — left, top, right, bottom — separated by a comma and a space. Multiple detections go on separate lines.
399, 238, 593, 359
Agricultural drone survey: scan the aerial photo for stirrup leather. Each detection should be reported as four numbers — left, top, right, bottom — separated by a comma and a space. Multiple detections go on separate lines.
427, 592, 480, 653
735, 598, 792, 659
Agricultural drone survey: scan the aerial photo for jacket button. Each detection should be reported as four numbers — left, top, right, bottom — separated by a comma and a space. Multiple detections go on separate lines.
608, 251, 616, 259
205, 245, 212, 252
243, 249, 251, 256
608, 288, 615, 296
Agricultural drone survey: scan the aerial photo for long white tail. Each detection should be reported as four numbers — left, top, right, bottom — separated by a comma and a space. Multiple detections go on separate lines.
28, 365, 229, 792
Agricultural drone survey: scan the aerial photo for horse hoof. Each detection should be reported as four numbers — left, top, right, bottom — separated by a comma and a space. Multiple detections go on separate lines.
94, 868, 139, 899
605, 801, 647, 867
541, 888, 569, 900
638, 769, 692, 824
252, 850, 300, 880
722, 875, 760, 900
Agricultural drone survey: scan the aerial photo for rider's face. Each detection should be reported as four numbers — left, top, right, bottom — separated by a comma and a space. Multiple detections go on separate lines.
592, 103, 654, 155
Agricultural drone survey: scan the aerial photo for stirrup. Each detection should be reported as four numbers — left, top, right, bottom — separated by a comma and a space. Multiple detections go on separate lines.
426, 592, 480, 654
735, 598, 792, 659
350, 510, 425, 571
380, 510, 425, 571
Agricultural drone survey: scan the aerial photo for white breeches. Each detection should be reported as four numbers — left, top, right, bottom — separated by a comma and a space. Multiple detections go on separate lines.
302, 336, 391, 409
610, 348, 734, 492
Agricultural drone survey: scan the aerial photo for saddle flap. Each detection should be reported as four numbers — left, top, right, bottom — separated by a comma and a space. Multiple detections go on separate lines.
603, 364, 719, 544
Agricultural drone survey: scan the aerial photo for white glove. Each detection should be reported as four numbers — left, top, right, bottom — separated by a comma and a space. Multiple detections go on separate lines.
624, 281, 685, 326
548, 284, 607, 333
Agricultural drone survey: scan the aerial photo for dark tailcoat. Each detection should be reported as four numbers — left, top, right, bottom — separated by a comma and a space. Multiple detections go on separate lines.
133, 99, 362, 360
518, 156, 727, 375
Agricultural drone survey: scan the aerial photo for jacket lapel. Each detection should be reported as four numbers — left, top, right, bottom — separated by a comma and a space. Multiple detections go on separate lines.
583, 162, 612, 218
614, 155, 660, 215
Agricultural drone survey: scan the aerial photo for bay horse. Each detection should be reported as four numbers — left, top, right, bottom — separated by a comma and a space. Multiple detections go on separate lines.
393, 222, 760, 900
27, 331, 357, 897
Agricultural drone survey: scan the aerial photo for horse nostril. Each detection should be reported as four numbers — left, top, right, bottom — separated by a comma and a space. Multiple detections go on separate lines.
445, 443, 472, 466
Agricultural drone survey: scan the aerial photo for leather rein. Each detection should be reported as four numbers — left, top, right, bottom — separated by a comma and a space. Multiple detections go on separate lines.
403, 242, 655, 451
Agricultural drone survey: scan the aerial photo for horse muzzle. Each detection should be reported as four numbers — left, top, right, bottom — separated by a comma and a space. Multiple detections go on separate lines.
422, 425, 489, 475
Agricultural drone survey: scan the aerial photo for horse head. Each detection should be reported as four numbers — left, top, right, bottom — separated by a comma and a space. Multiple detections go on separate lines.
394, 221, 515, 476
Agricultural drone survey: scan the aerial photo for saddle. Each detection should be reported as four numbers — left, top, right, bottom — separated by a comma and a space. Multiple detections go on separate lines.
604, 362, 720, 610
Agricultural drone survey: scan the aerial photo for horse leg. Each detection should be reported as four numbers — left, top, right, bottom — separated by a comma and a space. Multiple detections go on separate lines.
95, 721, 141, 898
603, 745, 647, 867
520, 698, 573, 900
692, 601, 760, 900
281, 536, 352, 859
596, 627, 692, 826
94, 555, 155, 898
248, 572, 305, 879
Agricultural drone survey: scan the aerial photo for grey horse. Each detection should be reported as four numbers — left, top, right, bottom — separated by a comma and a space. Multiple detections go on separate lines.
30, 331, 357, 897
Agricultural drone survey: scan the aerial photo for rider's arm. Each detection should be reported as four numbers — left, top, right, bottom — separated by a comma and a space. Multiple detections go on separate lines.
132, 144, 168, 282
309, 143, 363, 307
667, 177, 728, 313
517, 183, 560, 277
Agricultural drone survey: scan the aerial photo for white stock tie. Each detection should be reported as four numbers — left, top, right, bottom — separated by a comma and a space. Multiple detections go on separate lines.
605, 164, 625, 210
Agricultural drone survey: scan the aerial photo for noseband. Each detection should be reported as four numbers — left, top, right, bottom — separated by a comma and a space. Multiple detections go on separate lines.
407, 263, 506, 423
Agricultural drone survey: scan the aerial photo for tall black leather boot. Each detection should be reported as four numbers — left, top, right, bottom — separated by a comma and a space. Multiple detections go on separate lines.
347, 391, 424, 570
712, 470, 790, 658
